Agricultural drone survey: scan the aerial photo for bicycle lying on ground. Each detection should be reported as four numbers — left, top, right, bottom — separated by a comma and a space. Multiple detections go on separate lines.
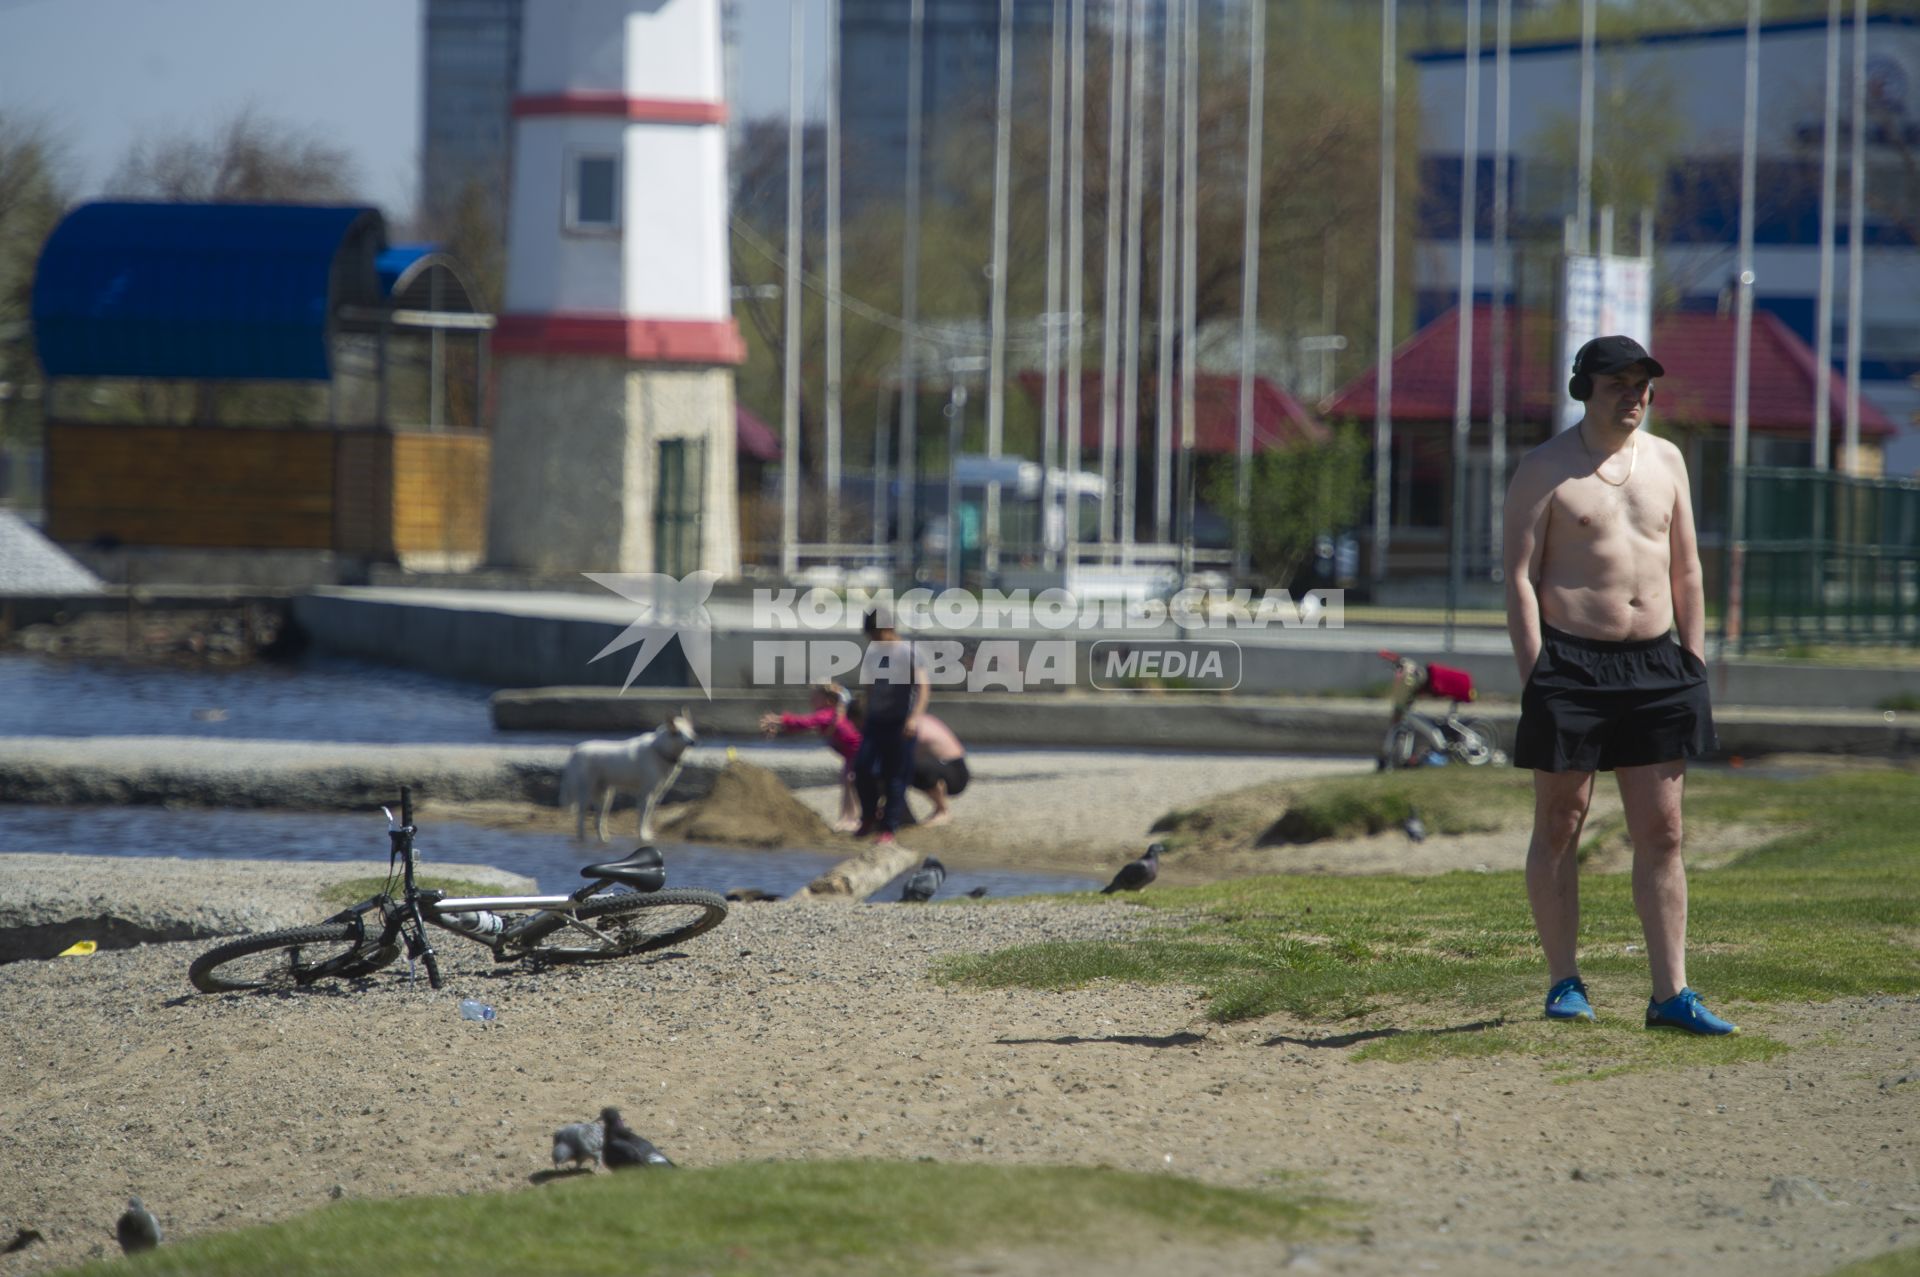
189, 787, 728, 993
1375, 649, 1507, 770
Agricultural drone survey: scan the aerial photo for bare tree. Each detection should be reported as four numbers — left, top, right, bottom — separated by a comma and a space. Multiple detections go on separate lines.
84, 111, 363, 425
0, 115, 67, 400
107, 108, 360, 204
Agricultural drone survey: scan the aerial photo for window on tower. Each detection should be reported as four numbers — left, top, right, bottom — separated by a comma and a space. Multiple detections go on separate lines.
567, 152, 619, 232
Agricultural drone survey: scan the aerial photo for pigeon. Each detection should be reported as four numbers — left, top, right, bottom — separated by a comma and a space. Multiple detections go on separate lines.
899, 856, 947, 903
1101, 842, 1164, 894
600, 1107, 674, 1170
551, 1121, 603, 1171
1403, 807, 1428, 844
116, 1198, 161, 1255
965, 886, 989, 899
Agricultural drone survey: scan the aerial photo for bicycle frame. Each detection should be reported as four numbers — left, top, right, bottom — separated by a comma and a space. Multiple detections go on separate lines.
190, 785, 728, 995
350, 787, 655, 972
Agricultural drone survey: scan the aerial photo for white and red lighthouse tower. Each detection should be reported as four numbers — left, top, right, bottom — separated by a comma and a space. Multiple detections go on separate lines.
488, 0, 744, 577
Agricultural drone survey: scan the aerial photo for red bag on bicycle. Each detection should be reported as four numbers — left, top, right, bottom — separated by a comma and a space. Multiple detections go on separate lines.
1424, 662, 1475, 702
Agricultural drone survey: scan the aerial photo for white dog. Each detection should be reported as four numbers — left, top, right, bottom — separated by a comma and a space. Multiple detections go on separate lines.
559, 710, 697, 843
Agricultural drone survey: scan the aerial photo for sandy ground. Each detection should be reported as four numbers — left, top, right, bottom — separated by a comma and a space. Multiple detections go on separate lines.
441, 750, 1373, 885
2, 755, 1915, 1274
0, 896, 1914, 1277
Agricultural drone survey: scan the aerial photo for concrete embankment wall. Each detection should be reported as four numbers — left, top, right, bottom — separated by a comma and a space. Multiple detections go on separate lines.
0, 738, 838, 811
494, 689, 1918, 760
292, 587, 1920, 710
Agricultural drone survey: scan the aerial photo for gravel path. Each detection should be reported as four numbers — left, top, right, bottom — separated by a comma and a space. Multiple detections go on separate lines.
0, 874, 1915, 1276
0, 855, 533, 964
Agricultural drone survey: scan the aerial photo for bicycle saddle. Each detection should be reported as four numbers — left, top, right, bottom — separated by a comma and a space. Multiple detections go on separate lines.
579, 846, 667, 893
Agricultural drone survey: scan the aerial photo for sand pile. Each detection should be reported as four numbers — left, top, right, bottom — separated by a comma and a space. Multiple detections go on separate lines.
658, 760, 838, 849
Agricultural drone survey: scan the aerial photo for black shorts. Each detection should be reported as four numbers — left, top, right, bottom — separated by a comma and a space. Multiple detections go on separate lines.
1514, 623, 1718, 773
911, 753, 970, 796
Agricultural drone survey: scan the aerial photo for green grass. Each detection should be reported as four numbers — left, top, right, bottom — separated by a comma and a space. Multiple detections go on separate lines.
57, 1161, 1341, 1277
1763, 642, 1920, 667
943, 769, 1920, 1070
1821, 1246, 1920, 1276
317, 876, 512, 911
1151, 768, 1532, 851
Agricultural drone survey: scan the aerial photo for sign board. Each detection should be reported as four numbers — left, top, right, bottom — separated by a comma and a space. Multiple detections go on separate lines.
1560, 253, 1653, 431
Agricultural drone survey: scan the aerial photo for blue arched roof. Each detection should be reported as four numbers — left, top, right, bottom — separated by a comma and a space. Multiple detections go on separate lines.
32, 202, 386, 381
377, 245, 437, 297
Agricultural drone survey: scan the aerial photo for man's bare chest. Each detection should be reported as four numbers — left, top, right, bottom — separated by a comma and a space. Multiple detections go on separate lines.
1551, 474, 1673, 541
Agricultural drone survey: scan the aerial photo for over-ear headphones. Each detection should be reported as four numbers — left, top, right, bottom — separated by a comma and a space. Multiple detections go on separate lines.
1569, 339, 1597, 402
1569, 339, 1655, 404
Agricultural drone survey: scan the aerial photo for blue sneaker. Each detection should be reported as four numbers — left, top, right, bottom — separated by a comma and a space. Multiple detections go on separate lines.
1645, 988, 1740, 1036
1544, 977, 1595, 1022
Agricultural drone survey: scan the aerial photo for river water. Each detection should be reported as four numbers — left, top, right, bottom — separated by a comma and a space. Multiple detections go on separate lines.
0, 653, 1101, 899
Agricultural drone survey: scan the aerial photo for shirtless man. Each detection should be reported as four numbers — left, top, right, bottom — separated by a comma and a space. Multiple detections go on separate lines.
1503, 335, 1735, 1036
908, 713, 970, 825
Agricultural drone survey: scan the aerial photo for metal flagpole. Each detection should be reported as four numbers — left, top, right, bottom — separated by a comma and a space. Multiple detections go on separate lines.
986, 0, 1014, 576
1177, 0, 1198, 580
1235, 0, 1265, 581
1100, 0, 1128, 546
1843, 0, 1865, 477
897, 0, 924, 578
1446, 0, 1481, 653
1489, 0, 1511, 584
1042, 0, 1067, 571
780, 1, 805, 578
872, 388, 888, 549
1814, 0, 1839, 472
825, 0, 843, 548
1155, 0, 1179, 546
1372, 0, 1397, 592
1729, 0, 1761, 651
1121, 0, 1148, 561
1576, 0, 1594, 252
1066, 0, 1087, 574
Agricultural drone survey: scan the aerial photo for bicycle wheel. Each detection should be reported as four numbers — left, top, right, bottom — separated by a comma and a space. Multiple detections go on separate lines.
189, 924, 398, 993
1454, 718, 1499, 766
1382, 723, 1423, 770
508, 889, 728, 962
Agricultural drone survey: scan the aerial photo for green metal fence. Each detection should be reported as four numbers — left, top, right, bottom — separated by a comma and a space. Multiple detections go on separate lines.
1734, 467, 1920, 651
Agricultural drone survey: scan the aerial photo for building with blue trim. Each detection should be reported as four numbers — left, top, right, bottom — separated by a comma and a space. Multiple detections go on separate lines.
1411, 11, 1920, 474
29, 201, 495, 572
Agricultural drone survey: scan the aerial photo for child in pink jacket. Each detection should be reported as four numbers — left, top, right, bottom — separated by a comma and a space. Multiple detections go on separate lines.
759, 681, 862, 831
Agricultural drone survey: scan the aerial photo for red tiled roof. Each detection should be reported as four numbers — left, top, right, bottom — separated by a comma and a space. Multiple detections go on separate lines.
1325, 304, 1895, 439
736, 404, 782, 460
1016, 370, 1330, 455
1650, 309, 1895, 437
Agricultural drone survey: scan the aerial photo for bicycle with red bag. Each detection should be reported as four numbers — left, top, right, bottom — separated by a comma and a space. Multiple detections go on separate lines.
1375, 650, 1506, 770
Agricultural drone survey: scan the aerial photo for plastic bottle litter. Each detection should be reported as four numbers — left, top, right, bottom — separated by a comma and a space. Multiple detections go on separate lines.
56, 940, 98, 957
458, 998, 497, 1024
444, 910, 505, 938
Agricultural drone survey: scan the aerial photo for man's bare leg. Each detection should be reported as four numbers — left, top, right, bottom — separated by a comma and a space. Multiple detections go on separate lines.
1615, 760, 1689, 1002
923, 781, 952, 826
1527, 769, 1596, 984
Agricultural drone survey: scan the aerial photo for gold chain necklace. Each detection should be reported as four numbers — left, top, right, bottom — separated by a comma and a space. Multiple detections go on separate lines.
1581, 426, 1637, 487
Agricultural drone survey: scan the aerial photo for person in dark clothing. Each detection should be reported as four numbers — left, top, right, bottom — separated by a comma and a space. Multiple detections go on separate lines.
853, 605, 930, 843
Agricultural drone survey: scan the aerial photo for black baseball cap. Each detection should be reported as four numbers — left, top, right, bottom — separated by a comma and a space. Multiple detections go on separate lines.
1575, 335, 1665, 379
